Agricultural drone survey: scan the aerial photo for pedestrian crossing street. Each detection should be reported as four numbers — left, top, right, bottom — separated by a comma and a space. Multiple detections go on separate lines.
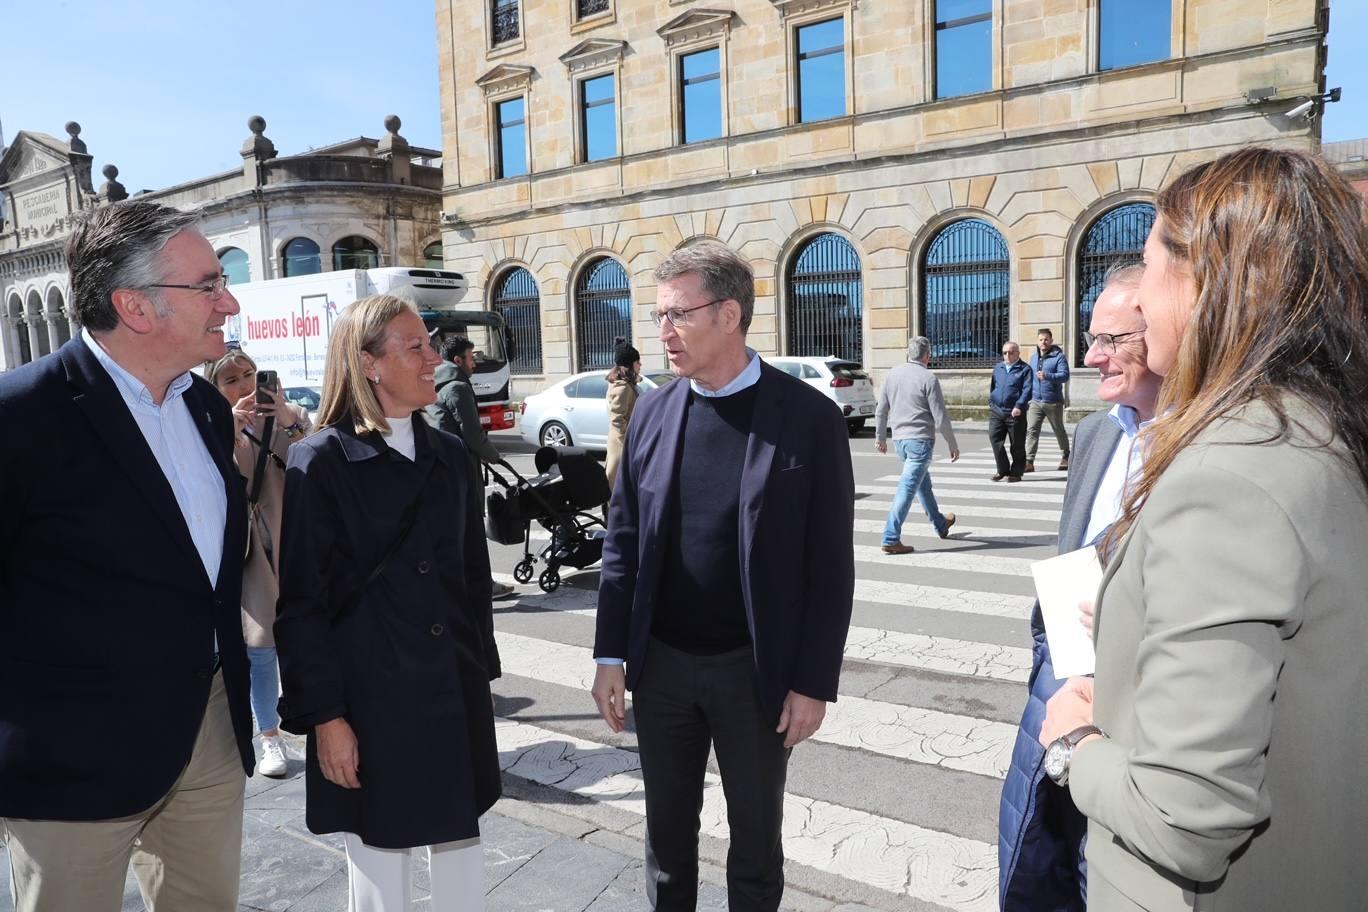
484, 434, 1070, 912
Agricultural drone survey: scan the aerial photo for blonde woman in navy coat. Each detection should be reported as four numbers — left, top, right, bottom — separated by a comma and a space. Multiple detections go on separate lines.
275, 294, 501, 911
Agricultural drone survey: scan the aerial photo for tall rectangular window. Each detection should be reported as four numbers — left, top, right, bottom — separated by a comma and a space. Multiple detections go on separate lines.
495, 97, 527, 179
796, 18, 845, 123
491, 0, 519, 45
1099, 0, 1170, 70
680, 48, 722, 144
580, 74, 617, 162
935, 0, 992, 98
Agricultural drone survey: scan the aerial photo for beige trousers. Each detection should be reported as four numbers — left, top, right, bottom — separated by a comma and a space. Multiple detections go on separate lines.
2, 672, 246, 912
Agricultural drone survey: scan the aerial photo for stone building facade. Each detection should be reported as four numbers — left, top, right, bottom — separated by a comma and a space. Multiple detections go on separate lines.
436, 0, 1328, 411
0, 116, 444, 372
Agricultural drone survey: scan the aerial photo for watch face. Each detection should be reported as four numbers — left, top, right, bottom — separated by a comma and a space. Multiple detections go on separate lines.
1044, 740, 1068, 780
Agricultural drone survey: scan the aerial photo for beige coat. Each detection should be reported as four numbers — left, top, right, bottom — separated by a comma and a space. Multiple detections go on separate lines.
1070, 396, 1368, 911
238, 402, 311, 648
604, 375, 639, 490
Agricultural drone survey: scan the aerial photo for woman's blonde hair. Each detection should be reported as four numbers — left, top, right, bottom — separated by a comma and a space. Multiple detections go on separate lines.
205, 349, 256, 390
315, 294, 420, 436
1107, 147, 1368, 551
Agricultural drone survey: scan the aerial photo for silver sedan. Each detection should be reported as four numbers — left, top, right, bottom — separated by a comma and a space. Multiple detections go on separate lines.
518, 370, 676, 450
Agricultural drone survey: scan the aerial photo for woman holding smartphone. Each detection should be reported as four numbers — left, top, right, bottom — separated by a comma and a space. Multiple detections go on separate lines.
207, 349, 311, 778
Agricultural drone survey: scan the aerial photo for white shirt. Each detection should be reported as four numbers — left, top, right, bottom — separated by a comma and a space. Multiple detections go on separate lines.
1082, 404, 1152, 547
383, 414, 416, 461
82, 330, 226, 587
690, 348, 761, 398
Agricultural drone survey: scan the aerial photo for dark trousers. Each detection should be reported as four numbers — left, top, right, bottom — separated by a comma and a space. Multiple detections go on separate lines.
989, 408, 1027, 478
632, 638, 792, 912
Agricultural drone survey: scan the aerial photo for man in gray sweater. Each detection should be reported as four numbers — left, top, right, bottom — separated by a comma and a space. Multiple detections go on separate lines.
874, 336, 960, 554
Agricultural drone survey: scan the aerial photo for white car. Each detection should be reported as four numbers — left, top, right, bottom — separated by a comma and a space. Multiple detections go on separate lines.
765, 357, 876, 435
519, 370, 677, 450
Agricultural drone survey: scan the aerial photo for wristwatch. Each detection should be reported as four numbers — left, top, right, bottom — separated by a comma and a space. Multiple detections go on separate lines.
1044, 725, 1105, 786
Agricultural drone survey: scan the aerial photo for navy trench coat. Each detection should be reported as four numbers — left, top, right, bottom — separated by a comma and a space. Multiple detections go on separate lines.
274, 415, 501, 849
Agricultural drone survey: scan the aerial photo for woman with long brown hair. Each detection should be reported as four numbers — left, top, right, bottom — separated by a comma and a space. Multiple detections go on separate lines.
1039, 148, 1368, 910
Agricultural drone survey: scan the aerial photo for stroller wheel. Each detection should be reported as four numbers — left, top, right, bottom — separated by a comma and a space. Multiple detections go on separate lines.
513, 560, 535, 584
538, 568, 561, 593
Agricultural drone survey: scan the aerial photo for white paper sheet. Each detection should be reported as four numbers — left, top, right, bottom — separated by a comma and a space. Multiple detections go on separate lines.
1030, 547, 1102, 678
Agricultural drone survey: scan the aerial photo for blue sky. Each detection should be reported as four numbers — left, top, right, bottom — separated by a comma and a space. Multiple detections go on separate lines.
2, 0, 1364, 191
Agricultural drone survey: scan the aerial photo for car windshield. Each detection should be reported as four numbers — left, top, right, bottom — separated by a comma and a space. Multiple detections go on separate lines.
284, 387, 321, 412
829, 361, 869, 381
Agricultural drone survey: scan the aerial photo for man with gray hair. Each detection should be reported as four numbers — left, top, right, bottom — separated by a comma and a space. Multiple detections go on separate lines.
874, 336, 960, 554
592, 241, 855, 911
0, 201, 255, 910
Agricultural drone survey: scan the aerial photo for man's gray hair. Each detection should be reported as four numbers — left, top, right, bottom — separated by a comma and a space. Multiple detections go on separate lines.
1103, 262, 1145, 291
66, 201, 199, 331
653, 241, 755, 333
907, 336, 931, 362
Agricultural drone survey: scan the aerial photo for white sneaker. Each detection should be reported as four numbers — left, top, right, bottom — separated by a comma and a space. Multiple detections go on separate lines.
259, 734, 289, 778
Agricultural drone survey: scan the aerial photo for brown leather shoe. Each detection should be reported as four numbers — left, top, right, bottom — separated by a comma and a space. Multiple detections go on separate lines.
1058, 457, 1070, 471
882, 542, 916, 555
939, 513, 956, 539
992, 474, 1005, 482
1006, 475, 1022, 483
1024, 462, 1035, 474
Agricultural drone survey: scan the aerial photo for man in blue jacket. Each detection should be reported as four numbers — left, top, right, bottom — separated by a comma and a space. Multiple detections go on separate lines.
1025, 328, 1071, 473
988, 341, 1032, 481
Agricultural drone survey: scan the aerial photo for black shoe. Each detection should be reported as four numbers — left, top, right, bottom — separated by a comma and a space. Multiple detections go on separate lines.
1006, 475, 1022, 483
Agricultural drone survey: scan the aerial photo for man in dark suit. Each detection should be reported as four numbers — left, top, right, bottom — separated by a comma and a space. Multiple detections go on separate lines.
591, 241, 855, 912
997, 265, 1161, 910
0, 201, 254, 911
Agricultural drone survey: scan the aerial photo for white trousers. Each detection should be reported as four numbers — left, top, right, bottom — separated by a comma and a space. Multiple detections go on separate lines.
344, 833, 484, 912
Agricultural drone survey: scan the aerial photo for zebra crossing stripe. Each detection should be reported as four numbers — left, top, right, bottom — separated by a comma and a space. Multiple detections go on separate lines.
495, 716, 998, 912
496, 632, 1018, 778
858, 484, 1063, 504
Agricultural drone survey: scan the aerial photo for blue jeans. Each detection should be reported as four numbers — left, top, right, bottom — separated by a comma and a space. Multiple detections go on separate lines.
882, 438, 947, 544
247, 646, 281, 733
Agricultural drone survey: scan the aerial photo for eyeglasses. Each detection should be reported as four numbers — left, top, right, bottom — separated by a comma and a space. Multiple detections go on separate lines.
650, 298, 727, 328
1082, 329, 1145, 353
147, 274, 230, 301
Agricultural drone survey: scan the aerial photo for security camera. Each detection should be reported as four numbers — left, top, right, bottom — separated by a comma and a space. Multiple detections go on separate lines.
1285, 99, 1316, 120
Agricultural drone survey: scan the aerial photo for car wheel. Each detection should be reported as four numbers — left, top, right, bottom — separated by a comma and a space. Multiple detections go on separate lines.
540, 421, 573, 447
847, 418, 866, 437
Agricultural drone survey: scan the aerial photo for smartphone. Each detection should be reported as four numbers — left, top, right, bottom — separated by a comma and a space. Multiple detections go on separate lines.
256, 370, 278, 408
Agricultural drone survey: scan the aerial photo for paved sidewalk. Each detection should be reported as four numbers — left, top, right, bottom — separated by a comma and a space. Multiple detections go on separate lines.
0, 737, 873, 912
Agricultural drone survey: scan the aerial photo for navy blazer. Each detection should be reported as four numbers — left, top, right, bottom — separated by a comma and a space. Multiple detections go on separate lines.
0, 339, 253, 820
593, 362, 856, 716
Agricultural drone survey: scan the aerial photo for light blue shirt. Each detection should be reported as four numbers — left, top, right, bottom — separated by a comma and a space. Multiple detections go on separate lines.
82, 330, 227, 588
1082, 404, 1152, 547
596, 348, 762, 666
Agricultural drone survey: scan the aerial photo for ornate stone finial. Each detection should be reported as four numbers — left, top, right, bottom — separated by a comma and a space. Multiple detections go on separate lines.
241, 115, 277, 160
66, 121, 88, 155
99, 163, 128, 203
378, 114, 411, 184
384, 114, 402, 135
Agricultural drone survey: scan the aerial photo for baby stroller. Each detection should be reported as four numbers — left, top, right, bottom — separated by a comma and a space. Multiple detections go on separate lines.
484, 446, 611, 593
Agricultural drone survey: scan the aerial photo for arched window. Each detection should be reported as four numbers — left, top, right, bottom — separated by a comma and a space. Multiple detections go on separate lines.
921, 219, 1009, 369
333, 235, 381, 271
26, 290, 50, 358
574, 258, 631, 371
282, 238, 322, 277
492, 267, 542, 375
1075, 202, 1156, 365
45, 288, 70, 347
6, 294, 30, 367
218, 247, 251, 285
787, 233, 864, 362
423, 241, 443, 269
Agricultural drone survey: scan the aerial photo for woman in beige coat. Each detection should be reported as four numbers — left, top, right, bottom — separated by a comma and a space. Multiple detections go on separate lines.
208, 350, 311, 778
604, 338, 641, 491
1040, 148, 1368, 910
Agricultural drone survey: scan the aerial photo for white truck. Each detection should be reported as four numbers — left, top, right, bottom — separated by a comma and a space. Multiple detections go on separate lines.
225, 267, 516, 430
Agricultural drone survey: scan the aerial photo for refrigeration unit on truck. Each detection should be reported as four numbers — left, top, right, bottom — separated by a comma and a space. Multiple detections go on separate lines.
225, 267, 516, 430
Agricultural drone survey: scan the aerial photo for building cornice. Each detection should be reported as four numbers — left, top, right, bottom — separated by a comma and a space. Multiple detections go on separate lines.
769, 0, 856, 20
476, 64, 537, 98
657, 8, 735, 47
559, 38, 627, 74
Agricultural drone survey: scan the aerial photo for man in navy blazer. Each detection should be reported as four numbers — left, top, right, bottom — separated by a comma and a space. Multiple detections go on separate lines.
0, 202, 254, 910
591, 242, 855, 911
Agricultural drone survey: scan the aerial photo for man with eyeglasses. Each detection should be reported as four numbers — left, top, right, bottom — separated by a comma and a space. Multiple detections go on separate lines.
592, 241, 855, 911
989, 341, 1033, 481
998, 263, 1163, 911
0, 201, 256, 910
